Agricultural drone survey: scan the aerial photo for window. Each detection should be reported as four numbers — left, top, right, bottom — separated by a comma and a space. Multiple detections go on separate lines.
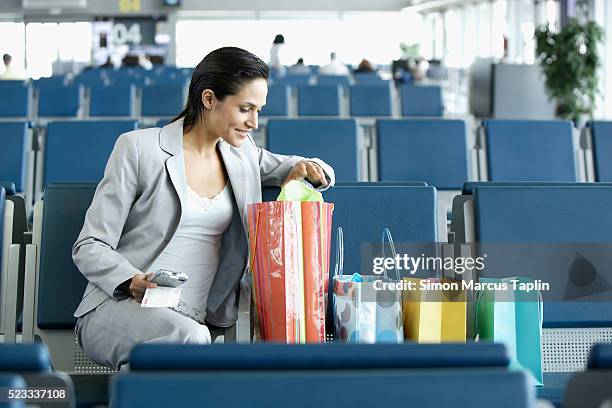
175, 12, 423, 68
26, 22, 91, 79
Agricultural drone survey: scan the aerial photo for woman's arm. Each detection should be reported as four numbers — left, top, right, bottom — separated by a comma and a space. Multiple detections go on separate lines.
252, 137, 335, 190
72, 133, 145, 299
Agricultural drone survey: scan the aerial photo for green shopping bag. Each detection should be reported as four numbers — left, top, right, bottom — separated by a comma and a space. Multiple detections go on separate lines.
476, 276, 544, 386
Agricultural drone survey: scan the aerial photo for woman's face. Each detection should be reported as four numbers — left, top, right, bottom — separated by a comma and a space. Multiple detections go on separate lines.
207, 78, 267, 147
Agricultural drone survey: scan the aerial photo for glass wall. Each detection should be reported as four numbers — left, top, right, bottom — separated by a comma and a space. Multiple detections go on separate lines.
175, 11, 424, 68
25, 22, 92, 79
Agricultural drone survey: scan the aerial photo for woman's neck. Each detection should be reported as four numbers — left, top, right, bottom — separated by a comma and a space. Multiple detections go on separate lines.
183, 120, 220, 157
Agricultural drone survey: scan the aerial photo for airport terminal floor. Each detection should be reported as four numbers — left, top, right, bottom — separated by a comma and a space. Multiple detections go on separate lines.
1, 0, 612, 407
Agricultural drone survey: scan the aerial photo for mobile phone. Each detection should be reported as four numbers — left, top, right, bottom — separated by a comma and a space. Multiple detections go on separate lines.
149, 269, 189, 287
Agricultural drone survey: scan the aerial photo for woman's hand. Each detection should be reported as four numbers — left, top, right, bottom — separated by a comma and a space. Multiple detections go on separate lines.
283, 160, 328, 188
124, 272, 157, 303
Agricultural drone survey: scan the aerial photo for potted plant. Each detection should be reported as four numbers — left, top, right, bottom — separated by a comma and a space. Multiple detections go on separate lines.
535, 18, 604, 125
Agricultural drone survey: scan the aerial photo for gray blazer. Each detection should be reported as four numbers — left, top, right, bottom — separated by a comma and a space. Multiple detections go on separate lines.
73, 118, 335, 327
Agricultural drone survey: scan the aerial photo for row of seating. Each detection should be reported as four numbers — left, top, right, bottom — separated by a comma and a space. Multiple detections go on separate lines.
0, 81, 443, 119
3, 181, 612, 406
262, 83, 442, 117
0, 342, 539, 408
0, 120, 138, 206
270, 71, 391, 86
5, 342, 612, 407
5, 118, 612, 213
0, 81, 186, 120
67, 66, 193, 86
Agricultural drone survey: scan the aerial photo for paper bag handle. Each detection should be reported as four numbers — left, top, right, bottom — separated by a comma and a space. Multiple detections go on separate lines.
381, 228, 400, 280
333, 227, 344, 279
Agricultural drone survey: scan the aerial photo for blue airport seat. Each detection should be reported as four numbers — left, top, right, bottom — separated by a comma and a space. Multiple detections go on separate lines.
129, 343, 510, 371
297, 85, 342, 116
110, 75, 147, 87
349, 84, 392, 117
156, 119, 172, 127
33, 76, 68, 87
0, 374, 26, 408
42, 120, 138, 188
260, 84, 289, 117
34, 183, 97, 330
354, 72, 386, 84
0, 182, 16, 196
0, 343, 75, 407
0, 343, 52, 372
462, 181, 612, 195
400, 84, 443, 117
73, 75, 107, 87
148, 72, 188, 85
483, 120, 576, 182
589, 121, 612, 181
472, 185, 612, 327
377, 119, 469, 189
276, 74, 312, 86
21, 183, 102, 406
325, 185, 438, 276
107, 68, 147, 85
141, 84, 185, 117
0, 122, 29, 192
112, 370, 533, 408
266, 119, 359, 181
36, 84, 80, 117
588, 343, 612, 369
0, 81, 29, 117
317, 75, 350, 86
89, 84, 133, 117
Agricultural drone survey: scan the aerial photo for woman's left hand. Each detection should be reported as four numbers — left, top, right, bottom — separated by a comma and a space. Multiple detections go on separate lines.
283, 160, 328, 188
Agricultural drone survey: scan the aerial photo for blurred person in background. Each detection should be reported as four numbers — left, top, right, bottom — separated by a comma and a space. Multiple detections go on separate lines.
269, 34, 286, 77
354, 58, 375, 74
0, 53, 24, 80
319, 52, 350, 76
287, 57, 311, 75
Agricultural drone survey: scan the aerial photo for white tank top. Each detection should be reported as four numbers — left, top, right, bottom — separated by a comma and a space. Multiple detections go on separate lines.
149, 182, 234, 324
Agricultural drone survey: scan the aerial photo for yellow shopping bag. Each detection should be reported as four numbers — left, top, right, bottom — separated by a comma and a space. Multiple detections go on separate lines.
402, 277, 467, 342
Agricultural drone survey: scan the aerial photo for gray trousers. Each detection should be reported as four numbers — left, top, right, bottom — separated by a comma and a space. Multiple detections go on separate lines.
76, 297, 212, 371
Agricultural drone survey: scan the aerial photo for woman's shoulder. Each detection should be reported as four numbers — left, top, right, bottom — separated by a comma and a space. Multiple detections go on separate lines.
121, 126, 161, 143
113, 127, 166, 159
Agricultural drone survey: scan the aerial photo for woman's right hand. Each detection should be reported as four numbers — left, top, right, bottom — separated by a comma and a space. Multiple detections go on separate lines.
127, 272, 157, 303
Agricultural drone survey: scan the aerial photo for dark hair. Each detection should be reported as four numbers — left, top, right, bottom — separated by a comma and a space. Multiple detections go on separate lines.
173, 47, 269, 132
273, 34, 285, 44
2, 54, 11, 65
297, 58, 304, 64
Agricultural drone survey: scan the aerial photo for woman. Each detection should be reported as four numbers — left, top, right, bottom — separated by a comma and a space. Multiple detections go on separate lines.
73, 47, 335, 370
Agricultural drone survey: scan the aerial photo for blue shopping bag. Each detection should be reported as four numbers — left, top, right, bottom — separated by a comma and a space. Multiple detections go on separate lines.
476, 276, 544, 386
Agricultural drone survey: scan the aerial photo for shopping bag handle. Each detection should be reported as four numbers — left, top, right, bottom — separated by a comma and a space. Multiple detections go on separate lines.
473, 288, 483, 338
537, 290, 544, 328
381, 228, 400, 280
333, 227, 344, 279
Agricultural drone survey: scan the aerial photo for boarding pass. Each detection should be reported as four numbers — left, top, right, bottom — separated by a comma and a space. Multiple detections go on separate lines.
141, 287, 182, 308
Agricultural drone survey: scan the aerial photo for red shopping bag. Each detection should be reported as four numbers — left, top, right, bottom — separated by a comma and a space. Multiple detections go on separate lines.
248, 201, 333, 343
